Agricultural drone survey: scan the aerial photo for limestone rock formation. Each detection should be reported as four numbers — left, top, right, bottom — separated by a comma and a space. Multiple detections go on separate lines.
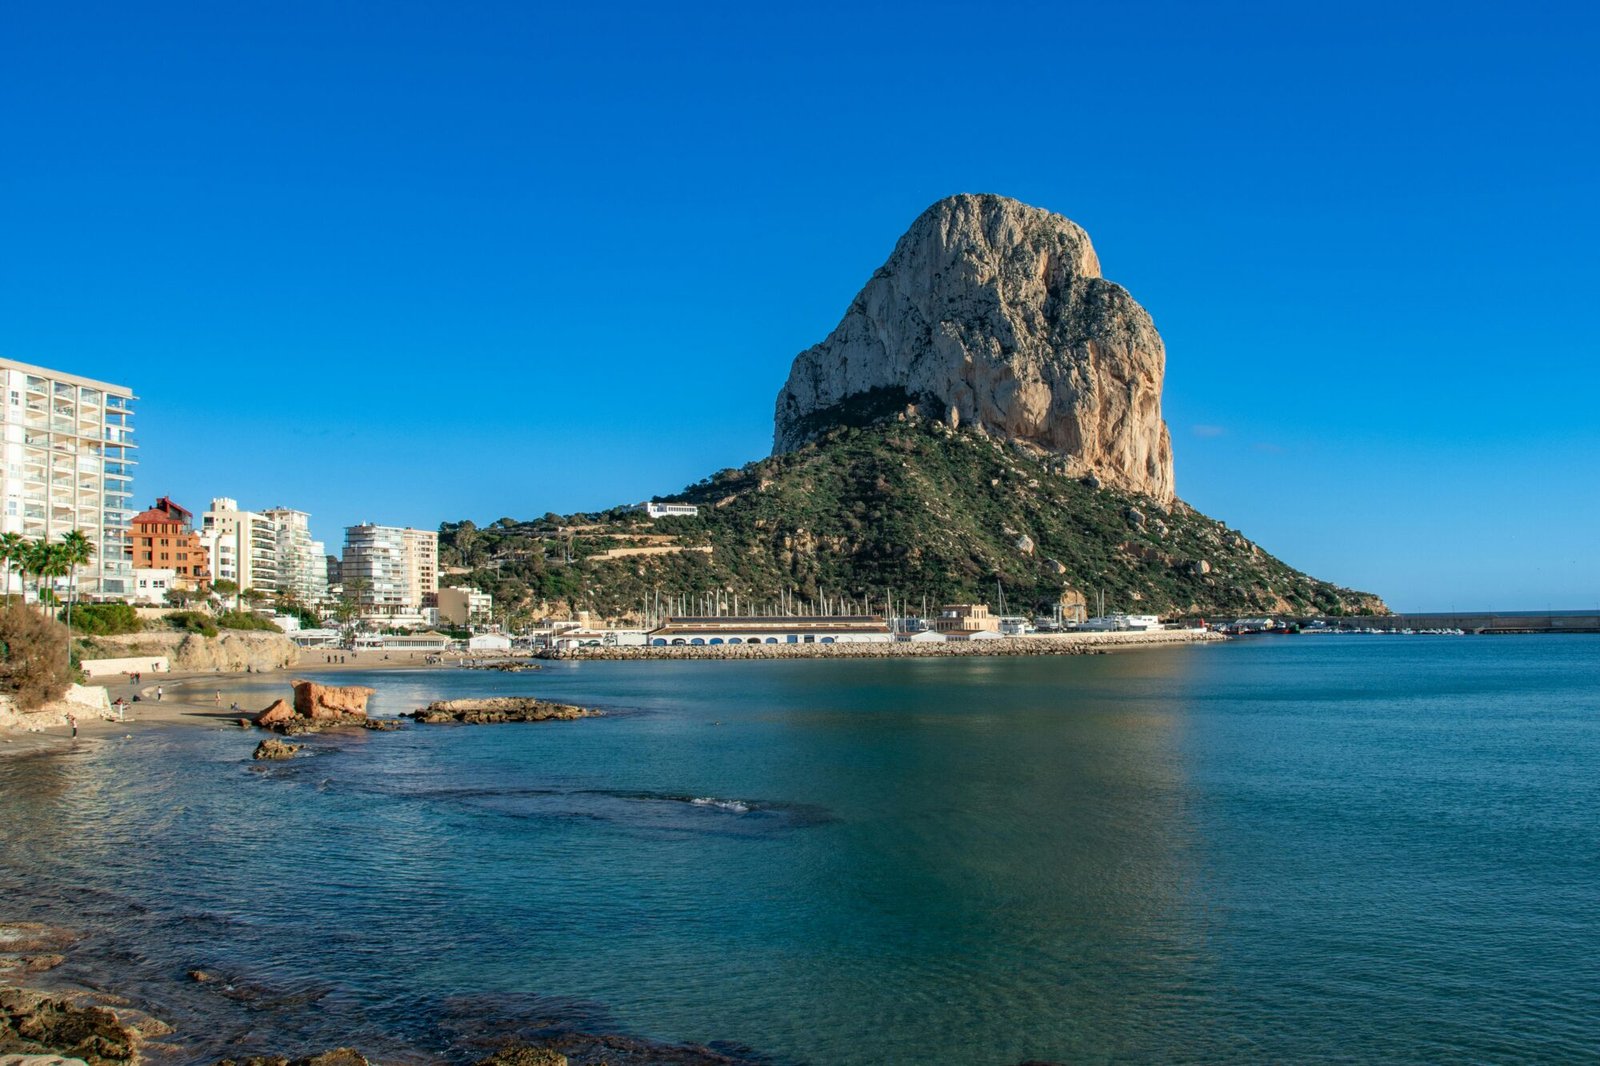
251, 699, 295, 728
291, 681, 374, 720
773, 193, 1175, 503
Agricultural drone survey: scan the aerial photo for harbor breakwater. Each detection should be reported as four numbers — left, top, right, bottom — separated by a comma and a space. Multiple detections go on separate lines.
541, 629, 1224, 660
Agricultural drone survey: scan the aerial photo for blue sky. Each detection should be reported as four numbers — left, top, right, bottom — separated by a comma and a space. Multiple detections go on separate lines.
3, 1, 1596, 611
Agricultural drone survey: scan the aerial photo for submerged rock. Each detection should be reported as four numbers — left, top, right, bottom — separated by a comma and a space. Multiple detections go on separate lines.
474, 1049, 566, 1066
212, 1051, 367, 1066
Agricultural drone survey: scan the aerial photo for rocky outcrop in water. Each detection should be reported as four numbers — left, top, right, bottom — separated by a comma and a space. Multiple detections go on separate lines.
251, 739, 299, 761
773, 193, 1175, 502
291, 682, 373, 720
407, 698, 599, 725
248, 688, 396, 736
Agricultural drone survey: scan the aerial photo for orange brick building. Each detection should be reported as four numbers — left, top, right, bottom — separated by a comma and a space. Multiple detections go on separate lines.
130, 497, 211, 591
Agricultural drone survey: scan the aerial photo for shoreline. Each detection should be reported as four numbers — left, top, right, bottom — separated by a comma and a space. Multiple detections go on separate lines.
544, 627, 1226, 660
1, 632, 1221, 756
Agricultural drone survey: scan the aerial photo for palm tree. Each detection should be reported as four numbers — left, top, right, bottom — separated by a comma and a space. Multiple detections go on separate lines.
60, 529, 95, 644
30, 542, 71, 611
18, 539, 49, 606
0, 532, 26, 600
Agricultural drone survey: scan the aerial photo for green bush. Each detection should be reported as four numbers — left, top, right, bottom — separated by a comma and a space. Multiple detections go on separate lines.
62, 601, 141, 636
164, 610, 219, 638
216, 610, 282, 633
0, 602, 71, 710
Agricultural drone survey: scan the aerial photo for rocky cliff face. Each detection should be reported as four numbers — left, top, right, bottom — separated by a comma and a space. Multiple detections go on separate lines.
774, 193, 1175, 503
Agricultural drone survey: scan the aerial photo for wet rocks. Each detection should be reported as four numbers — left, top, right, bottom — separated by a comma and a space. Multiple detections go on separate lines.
211, 1050, 368, 1066
0, 989, 144, 1066
408, 699, 599, 725
474, 1049, 566, 1066
251, 739, 299, 761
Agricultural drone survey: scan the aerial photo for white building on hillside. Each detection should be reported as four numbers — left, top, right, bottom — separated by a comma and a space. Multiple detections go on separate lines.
0, 359, 137, 599
627, 501, 698, 519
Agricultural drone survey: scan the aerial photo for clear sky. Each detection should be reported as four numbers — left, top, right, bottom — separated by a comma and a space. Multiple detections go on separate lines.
3, 1, 1596, 612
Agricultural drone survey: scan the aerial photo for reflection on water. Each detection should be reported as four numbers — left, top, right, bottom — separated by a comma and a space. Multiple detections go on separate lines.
2, 638, 1598, 1064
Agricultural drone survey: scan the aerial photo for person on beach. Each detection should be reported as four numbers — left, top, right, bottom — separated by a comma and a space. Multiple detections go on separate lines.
214, 691, 221, 704
156, 685, 163, 701
68, 713, 77, 738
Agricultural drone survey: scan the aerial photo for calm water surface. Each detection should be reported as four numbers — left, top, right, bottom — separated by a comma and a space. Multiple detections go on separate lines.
2, 636, 1597, 1064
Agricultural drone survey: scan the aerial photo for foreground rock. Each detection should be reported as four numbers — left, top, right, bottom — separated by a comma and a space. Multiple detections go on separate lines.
0, 989, 144, 1066
251, 739, 300, 761
773, 193, 1174, 503
408, 698, 599, 725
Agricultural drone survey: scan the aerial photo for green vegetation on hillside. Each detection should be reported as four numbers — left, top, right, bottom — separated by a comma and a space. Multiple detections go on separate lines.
439, 418, 1385, 623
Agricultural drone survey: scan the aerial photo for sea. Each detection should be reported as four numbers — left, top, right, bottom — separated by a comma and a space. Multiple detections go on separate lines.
2, 635, 1597, 1064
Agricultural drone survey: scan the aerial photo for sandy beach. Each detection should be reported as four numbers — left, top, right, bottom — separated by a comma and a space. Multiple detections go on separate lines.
0, 647, 444, 758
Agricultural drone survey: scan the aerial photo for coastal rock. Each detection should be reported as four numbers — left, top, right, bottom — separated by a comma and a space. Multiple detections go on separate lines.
252, 739, 300, 761
251, 700, 295, 728
473, 1049, 566, 1066
773, 193, 1175, 503
408, 698, 598, 725
211, 1052, 368, 1066
0, 989, 143, 1066
291, 682, 373, 721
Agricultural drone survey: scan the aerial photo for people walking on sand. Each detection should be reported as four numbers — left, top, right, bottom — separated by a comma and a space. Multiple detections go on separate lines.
156, 685, 163, 701
68, 713, 77, 738
215, 691, 221, 705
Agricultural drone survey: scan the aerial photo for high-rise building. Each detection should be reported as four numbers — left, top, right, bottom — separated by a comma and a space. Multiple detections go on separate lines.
0, 358, 136, 599
200, 497, 278, 592
402, 527, 438, 611
261, 507, 329, 604
342, 524, 438, 618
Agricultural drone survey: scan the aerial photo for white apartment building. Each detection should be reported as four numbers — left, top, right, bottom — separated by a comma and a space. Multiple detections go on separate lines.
0, 359, 137, 599
201, 497, 278, 592
342, 523, 438, 619
202, 498, 332, 604
262, 507, 329, 604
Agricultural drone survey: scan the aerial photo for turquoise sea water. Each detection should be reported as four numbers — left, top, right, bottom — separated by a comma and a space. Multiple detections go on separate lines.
2, 636, 1598, 1064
